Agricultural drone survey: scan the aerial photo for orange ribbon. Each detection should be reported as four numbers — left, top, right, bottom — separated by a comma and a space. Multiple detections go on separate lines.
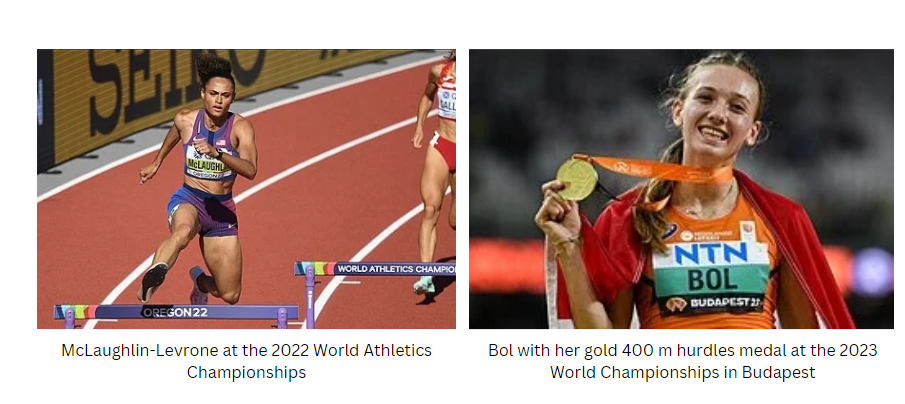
573, 154, 734, 183
573, 154, 734, 212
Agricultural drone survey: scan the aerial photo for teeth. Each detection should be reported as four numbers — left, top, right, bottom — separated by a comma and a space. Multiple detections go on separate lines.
701, 127, 728, 140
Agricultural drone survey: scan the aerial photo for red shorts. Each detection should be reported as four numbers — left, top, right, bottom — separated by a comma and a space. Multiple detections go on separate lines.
430, 132, 456, 173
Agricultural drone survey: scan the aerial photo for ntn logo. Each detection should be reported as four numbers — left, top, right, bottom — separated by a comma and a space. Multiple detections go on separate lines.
671, 242, 753, 265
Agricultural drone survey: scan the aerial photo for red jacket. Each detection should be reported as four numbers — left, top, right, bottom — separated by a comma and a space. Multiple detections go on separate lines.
556, 170, 855, 329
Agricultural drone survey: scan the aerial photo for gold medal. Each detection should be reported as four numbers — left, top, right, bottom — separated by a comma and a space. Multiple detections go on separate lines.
556, 159, 597, 201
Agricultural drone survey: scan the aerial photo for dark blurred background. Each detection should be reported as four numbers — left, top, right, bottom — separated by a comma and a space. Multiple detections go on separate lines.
469, 50, 893, 329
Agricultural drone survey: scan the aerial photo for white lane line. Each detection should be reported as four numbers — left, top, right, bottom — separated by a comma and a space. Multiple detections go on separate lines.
38, 145, 159, 203
83, 112, 437, 329
236, 111, 436, 204
37, 56, 443, 204
299, 187, 451, 329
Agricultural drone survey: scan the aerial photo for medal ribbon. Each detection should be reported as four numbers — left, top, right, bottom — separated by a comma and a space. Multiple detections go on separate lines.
572, 154, 734, 211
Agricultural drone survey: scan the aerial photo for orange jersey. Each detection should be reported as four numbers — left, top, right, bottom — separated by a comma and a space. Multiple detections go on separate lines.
436, 62, 456, 121
635, 193, 781, 329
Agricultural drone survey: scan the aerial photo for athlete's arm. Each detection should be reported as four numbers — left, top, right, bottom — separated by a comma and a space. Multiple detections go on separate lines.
776, 261, 819, 328
536, 180, 617, 329
140, 110, 189, 184
412, 64, 441, 148
222, 117, 258, 180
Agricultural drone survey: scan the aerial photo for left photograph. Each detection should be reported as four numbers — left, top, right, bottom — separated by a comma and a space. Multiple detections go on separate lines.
38, 49, 456, 329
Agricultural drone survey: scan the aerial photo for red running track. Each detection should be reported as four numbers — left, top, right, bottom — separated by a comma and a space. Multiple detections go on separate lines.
37, 61, 455, 329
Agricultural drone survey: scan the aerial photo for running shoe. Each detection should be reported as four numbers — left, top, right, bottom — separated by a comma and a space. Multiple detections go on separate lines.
189, 266, 209, 305
413, 275, 435, 294
137, 262, 169, 303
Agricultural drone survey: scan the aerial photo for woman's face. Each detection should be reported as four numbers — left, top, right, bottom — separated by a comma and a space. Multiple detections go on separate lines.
672, 65, 761, 166
201, 77, 235, 120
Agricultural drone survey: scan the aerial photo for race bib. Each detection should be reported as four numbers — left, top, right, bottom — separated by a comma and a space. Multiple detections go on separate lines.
186, 145, 232, 180
438, 87, 456, 120
652, 240, 770, 316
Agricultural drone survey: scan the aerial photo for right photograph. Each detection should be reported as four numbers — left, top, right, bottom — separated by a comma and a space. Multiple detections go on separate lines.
469, 50, 893, 329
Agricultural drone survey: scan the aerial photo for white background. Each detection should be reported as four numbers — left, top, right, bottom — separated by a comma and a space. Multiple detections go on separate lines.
12, 1, 902, 402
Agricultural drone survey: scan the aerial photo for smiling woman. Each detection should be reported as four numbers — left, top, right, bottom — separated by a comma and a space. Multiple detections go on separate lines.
534, 51, 855, 329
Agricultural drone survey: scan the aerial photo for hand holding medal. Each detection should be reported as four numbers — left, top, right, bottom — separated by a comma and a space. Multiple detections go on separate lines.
538, 153, 734, 250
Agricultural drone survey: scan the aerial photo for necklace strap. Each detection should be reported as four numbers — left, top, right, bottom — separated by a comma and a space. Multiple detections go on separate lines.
572, 154, 734, 212
574, 154, 734, 183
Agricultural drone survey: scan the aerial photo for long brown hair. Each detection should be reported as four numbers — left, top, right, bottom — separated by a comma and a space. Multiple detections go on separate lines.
633, 51, 767, 254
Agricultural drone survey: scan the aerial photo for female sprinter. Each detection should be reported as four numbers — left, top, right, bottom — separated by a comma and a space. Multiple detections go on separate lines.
412, 50, 456, 294
535, 51, 854, 329
136, 52, 258, 305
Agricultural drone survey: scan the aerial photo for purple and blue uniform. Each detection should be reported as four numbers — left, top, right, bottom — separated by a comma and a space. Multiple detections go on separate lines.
167, 110, 240, 237
184, 110, 238, 181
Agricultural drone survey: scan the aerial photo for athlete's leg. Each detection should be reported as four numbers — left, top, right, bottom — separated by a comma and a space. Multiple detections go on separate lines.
419, 146, 450, 263
197, 235, 243, 305
448, 173, 456, 231
155, 204, 201, 268
415, 146, 449, 294
137, 204, 201, 302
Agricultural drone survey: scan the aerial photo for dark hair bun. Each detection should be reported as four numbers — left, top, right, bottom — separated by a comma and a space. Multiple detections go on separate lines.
196, 52, 234, 87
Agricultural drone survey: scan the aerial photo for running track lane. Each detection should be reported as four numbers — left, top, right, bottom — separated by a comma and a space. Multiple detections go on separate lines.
37, 61, 455, 329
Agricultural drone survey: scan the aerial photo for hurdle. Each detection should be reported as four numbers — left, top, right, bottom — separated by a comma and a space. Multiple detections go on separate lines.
294, 261, 456, 329
53, 304, 299, 329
